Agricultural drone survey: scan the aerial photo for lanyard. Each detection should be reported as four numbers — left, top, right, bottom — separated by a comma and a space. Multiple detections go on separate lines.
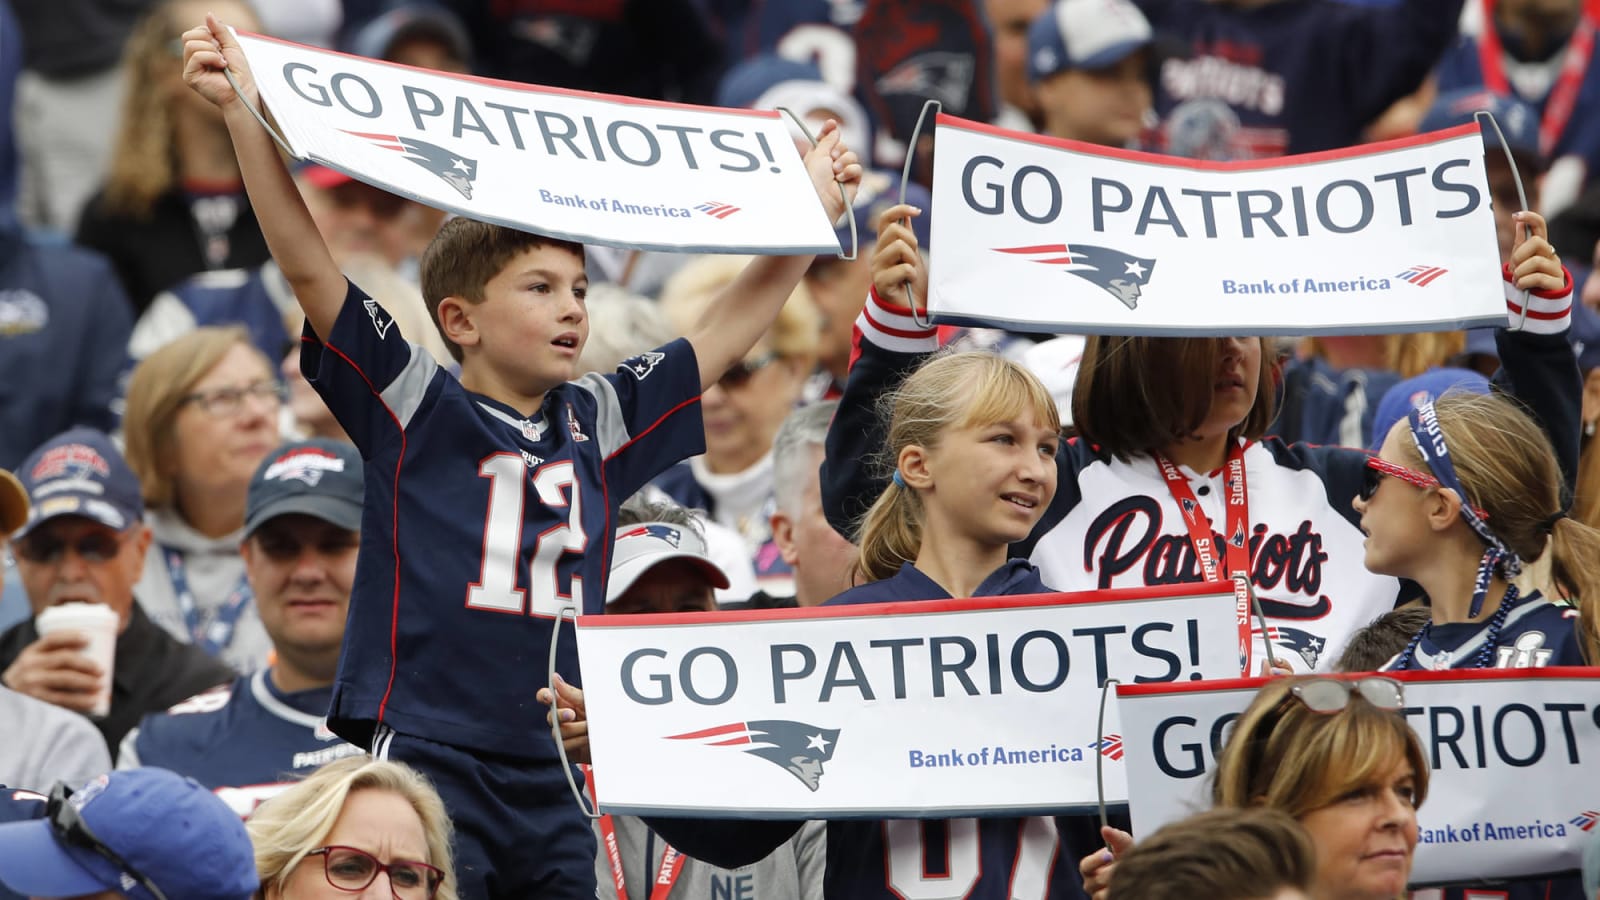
162, 546, 254, 657
1155, 444, 1255, 674
1477, 0, 1600, 158
583, 766, 687, 900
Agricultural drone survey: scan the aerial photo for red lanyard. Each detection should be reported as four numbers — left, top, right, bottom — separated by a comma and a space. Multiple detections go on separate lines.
584, 767, 687, 900
1156, 443, 1255, 674
1477, 0, 1600, 158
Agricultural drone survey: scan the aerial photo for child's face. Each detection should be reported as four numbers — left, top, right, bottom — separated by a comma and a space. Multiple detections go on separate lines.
1194, 336, 1262, 441
1351, 422, 1436, 578
918, 405, 1060, 547
473, 245, 589, 392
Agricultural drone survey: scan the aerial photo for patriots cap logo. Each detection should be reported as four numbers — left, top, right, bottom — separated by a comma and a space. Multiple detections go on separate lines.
666, 720, 841, 792
620, 523, 683, 548
343, 130, 479, 200
996, 243, 1156, 310
1253, 624, 1326, 669
875, 51, 975, 111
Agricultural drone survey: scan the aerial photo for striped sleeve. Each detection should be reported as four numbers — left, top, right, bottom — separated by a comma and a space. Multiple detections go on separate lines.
1502, 263, 1573, 335
855, 285, 939, 353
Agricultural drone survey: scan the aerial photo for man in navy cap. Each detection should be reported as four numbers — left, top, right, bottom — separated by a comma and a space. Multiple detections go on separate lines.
0, 429, 232, 750
119, 439, 367, 814
1027, 0, 1155, 148
0, 768, 257, 900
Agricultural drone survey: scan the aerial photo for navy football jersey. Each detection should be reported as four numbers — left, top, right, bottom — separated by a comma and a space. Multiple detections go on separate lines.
1383, 592, 1586, 671
118, 671, 364, 816
304, 280, 704, 758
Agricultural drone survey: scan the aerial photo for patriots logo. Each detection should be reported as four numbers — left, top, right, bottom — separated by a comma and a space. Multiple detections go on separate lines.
363, 298, 393, 339
1571, 810, 1600, 832
666, 720, 841, 792
622, 351, 665, 380
1252, 625, 1326, 669
875, 51, 974, 110
621, 523, 682, 548
1088, 735, 1124, 761
1180, 497, 1197, 514
995, 244, 1156, 310
1229, 522, 1246, 548
343, 131, 479, 200
262, 448, 345, 486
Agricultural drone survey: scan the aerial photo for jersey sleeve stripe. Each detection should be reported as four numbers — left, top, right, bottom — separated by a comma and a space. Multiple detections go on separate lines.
1501, 263, 1572, 335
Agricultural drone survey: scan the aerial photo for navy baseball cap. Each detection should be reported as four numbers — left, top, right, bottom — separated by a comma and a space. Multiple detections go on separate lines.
1029, 0, 1153, 81
1369, 368, 1492, 451
607, 522, 730, 604
15, 428, 143, 539
349, 4, 474, 67
1419, 88, 1543, 169
244, 439, 365, 538
0, 769, 257, 900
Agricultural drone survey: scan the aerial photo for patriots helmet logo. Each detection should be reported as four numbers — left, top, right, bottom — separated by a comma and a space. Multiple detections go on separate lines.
620, 523, 682, 548
666, 720, 841, 792
1253, 625, 1326, 669
996, 243, 1156, 310
344, 131, 479, 200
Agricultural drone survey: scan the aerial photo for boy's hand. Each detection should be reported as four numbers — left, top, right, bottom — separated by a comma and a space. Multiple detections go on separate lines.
804, 119, 864, 230
1509, 210, 1566, 295
871, 202, 929, 310
182, 13, 258, 112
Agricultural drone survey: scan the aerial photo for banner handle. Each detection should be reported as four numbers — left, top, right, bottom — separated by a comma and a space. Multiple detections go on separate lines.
1244, 575, 1281, 672
1474, 109, 1533, 332
1095, 677, 1121, 833
548, 603, 601, 821
223, 67, 299, 160
777, 107, 859, 262
898, 100, 942, 330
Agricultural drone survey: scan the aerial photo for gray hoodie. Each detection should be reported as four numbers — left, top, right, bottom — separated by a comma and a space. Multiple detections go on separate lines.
595, 815, 825, 900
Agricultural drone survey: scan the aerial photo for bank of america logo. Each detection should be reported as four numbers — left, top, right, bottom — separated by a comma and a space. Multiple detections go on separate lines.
696, 201, 741, 219
1089, 735, 1124, 761
1396, 265, 1448, 287
1572, 810, 1600, 832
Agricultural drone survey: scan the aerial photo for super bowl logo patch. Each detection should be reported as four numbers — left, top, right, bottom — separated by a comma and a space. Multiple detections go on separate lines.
666, 720, 840, 792
566, 403, 588, 442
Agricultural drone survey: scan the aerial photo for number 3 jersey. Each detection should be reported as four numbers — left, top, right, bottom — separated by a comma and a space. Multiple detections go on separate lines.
304, 280, 704, 759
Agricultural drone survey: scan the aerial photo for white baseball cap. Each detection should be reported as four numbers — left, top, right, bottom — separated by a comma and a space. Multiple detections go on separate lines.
607, 522, 731, 604
1028, 0, 1154, 82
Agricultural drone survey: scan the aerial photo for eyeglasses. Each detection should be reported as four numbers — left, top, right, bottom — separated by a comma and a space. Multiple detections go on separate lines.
716, 353, 777, 389
179, 380, 286, 417
48, 783, 170, 900
1360, 457, 1489, 518
307, 846, 443, 899
1289, 676, 1404, 713
13, 529, 130, 564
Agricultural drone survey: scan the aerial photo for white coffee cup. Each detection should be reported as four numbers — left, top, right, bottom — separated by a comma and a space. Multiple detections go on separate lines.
35, 602, 118, 718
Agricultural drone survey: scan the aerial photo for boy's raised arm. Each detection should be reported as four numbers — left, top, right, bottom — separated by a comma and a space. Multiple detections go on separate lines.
682, 120, 863, 391
182, 14, 347, 339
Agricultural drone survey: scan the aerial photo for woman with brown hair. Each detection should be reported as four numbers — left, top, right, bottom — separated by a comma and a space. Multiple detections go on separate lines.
75, 0, 270, 314
123, 325, 282, 671
824, 203, 1580, 676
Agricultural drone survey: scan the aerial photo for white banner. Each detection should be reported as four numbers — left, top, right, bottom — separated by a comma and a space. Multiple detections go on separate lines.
233, 31, 842, 254
928, 115, 1506, 336
577, 584, 1239, 818
1116, 669, 1600, 886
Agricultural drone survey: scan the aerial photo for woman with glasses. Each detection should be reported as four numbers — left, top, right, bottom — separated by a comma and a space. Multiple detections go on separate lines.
122, 325, 283, 672
1085, 675, 1426, 900
652, 255, 822, 598
247, 755, 457, 900
1355, 391, 1596, 669
825, 204, 1580, 677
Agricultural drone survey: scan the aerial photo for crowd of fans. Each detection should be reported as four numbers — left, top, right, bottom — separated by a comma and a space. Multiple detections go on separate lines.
0, 0, 1598, 898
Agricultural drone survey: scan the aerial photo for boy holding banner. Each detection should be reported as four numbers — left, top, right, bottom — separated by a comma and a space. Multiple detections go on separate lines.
181, 15, 862, 899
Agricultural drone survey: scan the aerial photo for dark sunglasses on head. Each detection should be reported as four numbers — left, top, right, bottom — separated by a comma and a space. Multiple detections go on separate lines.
717, 352, 778, 389
48, 782, 169, 900
13, 530, 129, 564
